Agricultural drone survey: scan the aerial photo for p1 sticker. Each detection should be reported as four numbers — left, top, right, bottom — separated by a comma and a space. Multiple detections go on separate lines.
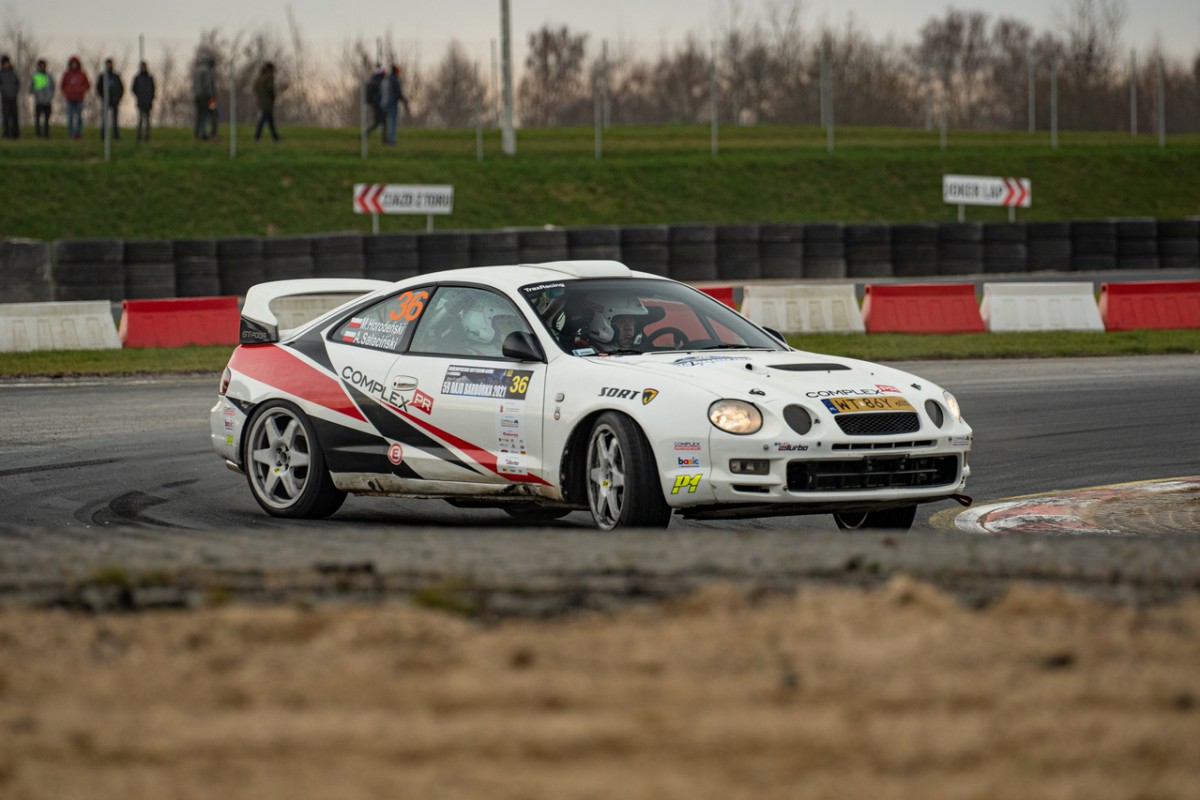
671, 474, 702, 494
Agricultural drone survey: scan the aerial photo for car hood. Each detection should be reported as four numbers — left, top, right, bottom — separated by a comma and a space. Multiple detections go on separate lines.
581, 349, 945, 404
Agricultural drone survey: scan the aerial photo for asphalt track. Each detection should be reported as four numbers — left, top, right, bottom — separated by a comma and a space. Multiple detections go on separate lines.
1, 355, 1198, 610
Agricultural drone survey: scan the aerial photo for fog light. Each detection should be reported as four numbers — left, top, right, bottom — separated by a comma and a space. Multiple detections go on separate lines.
729, 459, 770, 475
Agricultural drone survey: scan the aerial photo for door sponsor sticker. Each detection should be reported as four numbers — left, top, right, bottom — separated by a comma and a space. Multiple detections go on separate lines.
442, 366, 533, 400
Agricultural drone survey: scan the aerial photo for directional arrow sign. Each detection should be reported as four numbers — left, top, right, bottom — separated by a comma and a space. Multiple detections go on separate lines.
353, 184, 455, 215
943, 174, 1031, 208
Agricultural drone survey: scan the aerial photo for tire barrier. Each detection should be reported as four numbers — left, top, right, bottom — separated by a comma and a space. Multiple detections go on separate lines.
567, 226, 622, 262
1099, 280, 1200, 331
470, 230, 519, 268
118, 296, 240, 348
1071, 220, 1117, 272
124, 239, 176, 300
1157, 219, 1200, 269
845, 223, 892, 279
980, 282, 1104, 332
51, 239, 124, 302
364, 233, 419, 281
668, 224, 717, 281
418, 231, 471, 272
516, 228, 569, 265
0, 300, 121, 352
741, 284, 866, 334
0, 239, 52, 303
173, 239, 220, 297
1115, 218, 1158, 270
216, 238, 265, 297
802, 223, 846, 279
983, 222, 1028, 274
891, 223, 937, 278
620, 225, 670, 277
263, 236, 314, 281
715, 224, 760, 280
1026, 221, 1071, 271
313, 233, 365, 278
861, 283, 985, 334
937, 222, 984, 276
758, 223, 804, 279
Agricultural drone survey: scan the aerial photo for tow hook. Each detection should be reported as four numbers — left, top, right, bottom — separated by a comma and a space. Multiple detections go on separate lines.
951, 493, 973, 507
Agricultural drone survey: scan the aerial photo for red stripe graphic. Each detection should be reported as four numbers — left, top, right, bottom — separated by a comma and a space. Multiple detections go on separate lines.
230, 345, 366, 423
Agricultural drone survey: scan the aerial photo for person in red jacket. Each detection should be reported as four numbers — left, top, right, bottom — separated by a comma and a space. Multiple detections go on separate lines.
60, 55, 91, 140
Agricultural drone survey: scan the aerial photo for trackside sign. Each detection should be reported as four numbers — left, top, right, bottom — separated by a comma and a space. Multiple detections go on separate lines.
942, 174, 1031, 208
353, 184, 455, 215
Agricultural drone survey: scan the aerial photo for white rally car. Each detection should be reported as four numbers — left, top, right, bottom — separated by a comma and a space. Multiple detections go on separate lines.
211, 261, 972, 530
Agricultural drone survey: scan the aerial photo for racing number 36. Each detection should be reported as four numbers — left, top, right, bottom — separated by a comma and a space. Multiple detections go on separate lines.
509, 373, 530, 395
389, 290, 429, 322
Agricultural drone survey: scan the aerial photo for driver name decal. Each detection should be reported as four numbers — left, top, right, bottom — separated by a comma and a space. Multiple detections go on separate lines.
442, 366, 533, 400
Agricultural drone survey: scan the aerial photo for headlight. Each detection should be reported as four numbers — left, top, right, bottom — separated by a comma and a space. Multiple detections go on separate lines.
709, 400, 763, 435
943, 390, 962, 422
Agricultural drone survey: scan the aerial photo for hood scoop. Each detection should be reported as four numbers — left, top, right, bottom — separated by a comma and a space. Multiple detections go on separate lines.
769, 363, 851, 372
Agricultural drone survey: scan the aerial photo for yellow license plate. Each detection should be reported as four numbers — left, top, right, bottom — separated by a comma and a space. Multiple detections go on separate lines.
822, 396, 914, 414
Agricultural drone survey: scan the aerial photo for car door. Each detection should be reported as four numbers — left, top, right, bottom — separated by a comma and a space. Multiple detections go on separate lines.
381, 284, 549, 487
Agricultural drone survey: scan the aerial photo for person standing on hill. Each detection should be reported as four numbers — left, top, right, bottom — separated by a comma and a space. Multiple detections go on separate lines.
95, 57, 124, 140
193, 55, 216, 141
0, 54, 19, 140
30, 59, 54, 139
383, 64, 410, 146
254, 61, 280, 142
132, 61, 156, 141
60, 56, 90, 139
364, 65, 385, 143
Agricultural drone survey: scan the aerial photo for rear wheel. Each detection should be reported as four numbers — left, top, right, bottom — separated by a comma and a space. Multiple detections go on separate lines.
244, 401, 346, 519
585, 412, 672, 531
833, 505, 917, 531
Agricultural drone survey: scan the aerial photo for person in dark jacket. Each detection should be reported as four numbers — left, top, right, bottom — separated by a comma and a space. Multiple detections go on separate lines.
131, 61, 155, 141
0, 54, 19, 140
30, 59, 54, 138
193, 55, 215, 141
253, 61, 280, 142
60, 55, 90, 139
95, 57, 124, 139
383, 64, 410, 146
364, 65, 386, 142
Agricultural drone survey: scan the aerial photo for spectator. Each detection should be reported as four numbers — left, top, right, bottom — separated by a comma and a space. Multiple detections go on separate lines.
30, 58, 54, 139
384, 64, 410, 146
0, 54, 18, 140
60, 55, 90, 140
95, 57, 124, 140
364, 65, 385, 143
253, 61, 280, 142
193, 55, 215, 141
131, 61, 155, 141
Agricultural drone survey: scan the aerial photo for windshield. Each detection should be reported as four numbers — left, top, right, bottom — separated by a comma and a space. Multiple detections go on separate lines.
518, 278, 785, 356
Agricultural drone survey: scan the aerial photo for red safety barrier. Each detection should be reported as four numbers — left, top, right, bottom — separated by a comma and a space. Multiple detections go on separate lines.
1098, 281, 1200, 331
861, 283, 985, 334
119, 296, 240, 348
697, 285, 743, 309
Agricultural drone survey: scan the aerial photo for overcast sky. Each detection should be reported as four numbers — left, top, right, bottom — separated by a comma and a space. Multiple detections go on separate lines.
13, 0, 1200, 63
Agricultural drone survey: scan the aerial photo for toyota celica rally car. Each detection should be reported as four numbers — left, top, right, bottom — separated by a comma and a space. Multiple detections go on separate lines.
211, 261, 972, 530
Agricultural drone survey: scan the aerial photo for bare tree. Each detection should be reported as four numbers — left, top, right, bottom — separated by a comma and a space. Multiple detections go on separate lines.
649, 34, 712, 123
517, 24, 590, 126
425, 40, 481, 129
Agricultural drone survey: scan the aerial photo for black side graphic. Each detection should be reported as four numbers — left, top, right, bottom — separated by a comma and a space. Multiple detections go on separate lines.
311, 417, 422, 480
288, 332, 335, 374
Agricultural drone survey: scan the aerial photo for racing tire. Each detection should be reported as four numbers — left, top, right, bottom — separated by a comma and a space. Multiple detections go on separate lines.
243, 401, 346, 519
585, 412, 672, 531
502, 505, 573, 523
832, 505, 917, 531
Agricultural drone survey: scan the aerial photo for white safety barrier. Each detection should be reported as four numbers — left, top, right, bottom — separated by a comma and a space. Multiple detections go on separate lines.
980, 282, 1104, 332
740, 284, 866, 334
271, 294, 366, 334
0, 301, 121, 352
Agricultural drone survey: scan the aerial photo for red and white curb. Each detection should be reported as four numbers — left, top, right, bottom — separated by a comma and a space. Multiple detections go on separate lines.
948, 477, 1200, 535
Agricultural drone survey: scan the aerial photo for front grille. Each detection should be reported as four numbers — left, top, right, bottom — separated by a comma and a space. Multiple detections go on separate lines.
788, 455, 959, 492
834, 412, 920, 436
832, 440, 935, 451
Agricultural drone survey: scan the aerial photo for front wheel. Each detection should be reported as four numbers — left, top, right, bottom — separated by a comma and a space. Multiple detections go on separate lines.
585, 412, 672, 531
833, 505, 917, 531
244, 401, 346, 519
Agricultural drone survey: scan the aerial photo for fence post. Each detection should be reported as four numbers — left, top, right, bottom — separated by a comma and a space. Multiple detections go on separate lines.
1050, 56, 1058, 150
710, 40, 718, 157
1027, 46, 1035, 133
1157, 57, 1165, 150
475, 61, 484, 163
939, 65, 948, 151
1130, 49, 1137, 136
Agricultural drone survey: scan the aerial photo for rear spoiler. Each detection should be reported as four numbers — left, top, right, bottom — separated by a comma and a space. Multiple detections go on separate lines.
239, 278, 392, 344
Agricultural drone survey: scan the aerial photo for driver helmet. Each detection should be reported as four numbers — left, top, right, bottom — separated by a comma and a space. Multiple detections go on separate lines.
462, 298, 518, 345
583, 290, 649, 350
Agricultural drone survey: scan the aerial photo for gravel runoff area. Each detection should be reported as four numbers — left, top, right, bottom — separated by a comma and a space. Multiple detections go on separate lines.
2, 525, 1200, 799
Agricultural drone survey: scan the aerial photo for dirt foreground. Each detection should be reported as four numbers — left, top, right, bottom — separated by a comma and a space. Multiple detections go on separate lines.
2, 577, 1199, 800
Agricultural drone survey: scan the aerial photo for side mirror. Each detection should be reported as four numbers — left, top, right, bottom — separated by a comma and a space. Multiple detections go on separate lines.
502, 331, 546, 362
763, 326, 788, 346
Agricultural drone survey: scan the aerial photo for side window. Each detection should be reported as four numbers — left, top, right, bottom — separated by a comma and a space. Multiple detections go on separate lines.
332, 286, 430, 353
409, 286, 532, 358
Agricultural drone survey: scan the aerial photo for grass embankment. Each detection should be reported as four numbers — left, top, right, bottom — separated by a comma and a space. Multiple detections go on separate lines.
3, 329, 1198, 378
2, 124, 1199, 240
